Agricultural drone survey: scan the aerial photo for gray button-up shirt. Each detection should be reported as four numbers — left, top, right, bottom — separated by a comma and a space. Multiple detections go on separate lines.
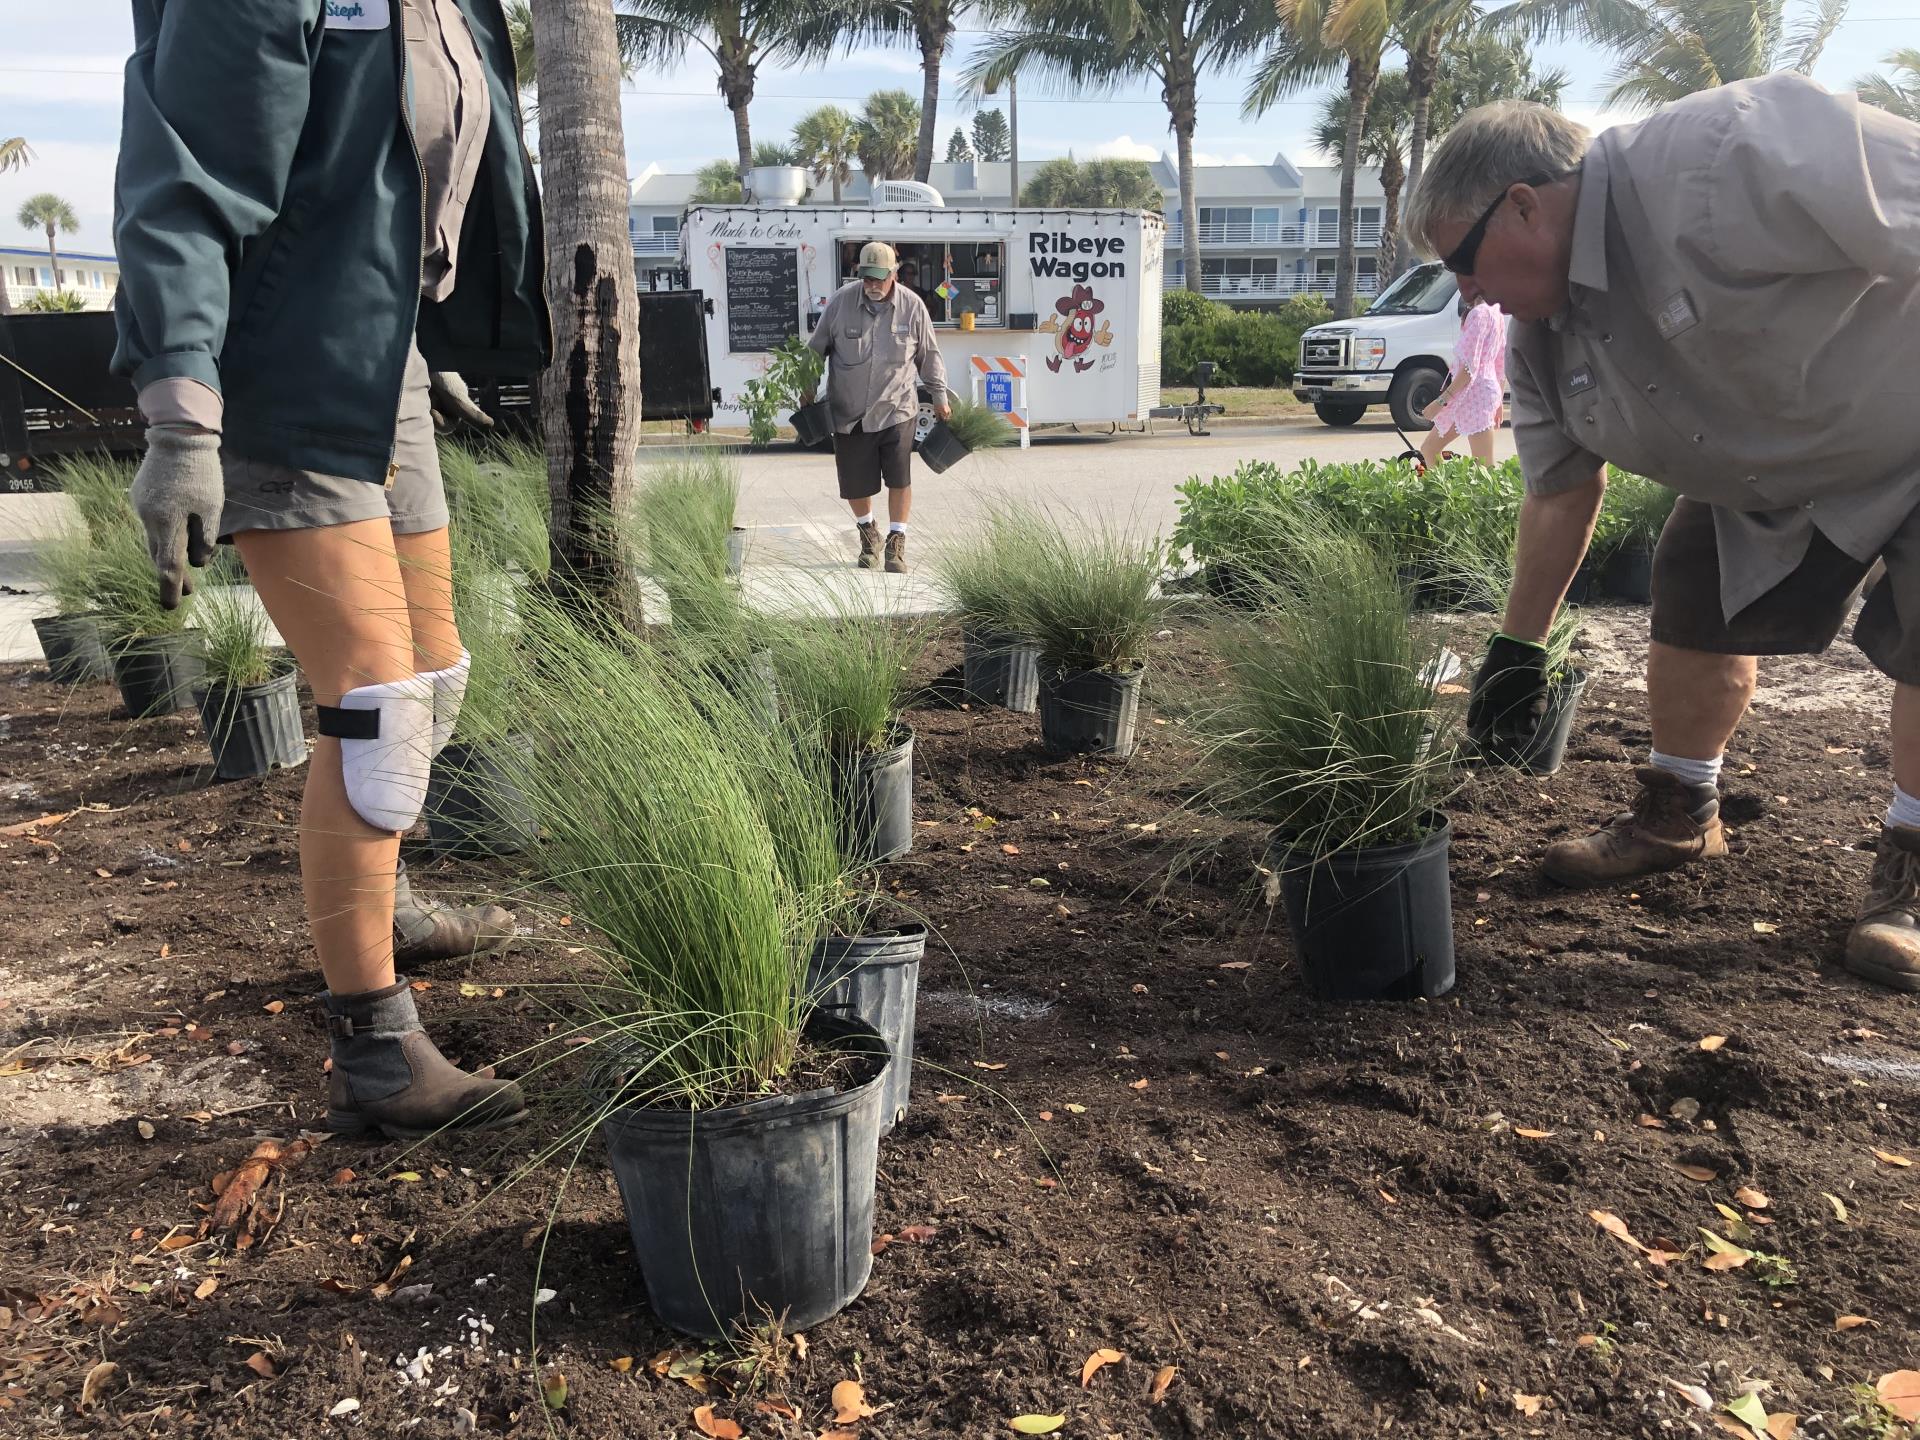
1509, 73, 1920, 620
807, 279, 949, 434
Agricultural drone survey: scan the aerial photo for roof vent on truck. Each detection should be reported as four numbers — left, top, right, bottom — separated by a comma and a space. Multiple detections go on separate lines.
869, 180, 945, 208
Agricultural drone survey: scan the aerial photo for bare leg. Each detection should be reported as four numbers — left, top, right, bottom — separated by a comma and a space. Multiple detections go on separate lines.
234, 520, 416, 996
1647, 641, 1756, 760
1895, 683, 1920, 795
887, 484, 912, 525
848, 496, 874, 522
1419, 423, 1458, 466
1467, 426, 1496, 463
392, 526, 463, 670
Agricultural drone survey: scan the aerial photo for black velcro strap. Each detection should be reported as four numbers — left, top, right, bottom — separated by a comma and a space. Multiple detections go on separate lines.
316, 705, 380, 740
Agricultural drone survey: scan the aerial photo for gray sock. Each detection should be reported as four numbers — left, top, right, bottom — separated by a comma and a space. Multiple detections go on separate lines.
322, 979, 420, 1102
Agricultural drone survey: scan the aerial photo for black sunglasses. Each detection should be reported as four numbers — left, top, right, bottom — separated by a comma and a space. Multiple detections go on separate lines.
1440, 171, 1567, 275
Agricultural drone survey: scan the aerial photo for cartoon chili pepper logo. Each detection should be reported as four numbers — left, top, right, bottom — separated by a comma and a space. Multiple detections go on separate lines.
1039, 284, 1115, 373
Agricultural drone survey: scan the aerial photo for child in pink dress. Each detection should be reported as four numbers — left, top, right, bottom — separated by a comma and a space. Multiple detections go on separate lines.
1418, 296, 1507, 468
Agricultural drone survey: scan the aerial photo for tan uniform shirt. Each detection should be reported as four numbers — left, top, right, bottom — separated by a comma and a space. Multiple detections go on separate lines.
1509, 73, 1920, 620
141, 0, 490, 431
807, 280, 950, 434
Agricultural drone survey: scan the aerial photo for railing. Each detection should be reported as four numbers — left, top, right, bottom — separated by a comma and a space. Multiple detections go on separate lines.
1163, 272, 1381, 299
1163, 221, 1384, 248
630, 231, 679, 255
1308, 224, 1383, 247
5, 283, 118, 311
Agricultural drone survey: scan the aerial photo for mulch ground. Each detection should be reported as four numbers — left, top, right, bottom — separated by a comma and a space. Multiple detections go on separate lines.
2, 608, 1917, 1439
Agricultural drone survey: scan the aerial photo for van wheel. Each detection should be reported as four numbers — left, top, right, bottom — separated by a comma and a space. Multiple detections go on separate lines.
1389, 364, 1447, 431
1314, 401, 1366, 427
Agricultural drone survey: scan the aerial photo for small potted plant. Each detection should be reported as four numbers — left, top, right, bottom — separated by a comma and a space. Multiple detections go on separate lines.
503, 598, 890, 1341
92, 508, 205, 717
191, 585, 306, 780
1597, 468, 1674, 604
917, 395, 1017, 475
933, 510, 1042, 712
1199, 519, 1461, 1001
27, 523, 109, 684
739, 336, 828, 448
1474, 604, 1589, 777
999, 506, 1162, 758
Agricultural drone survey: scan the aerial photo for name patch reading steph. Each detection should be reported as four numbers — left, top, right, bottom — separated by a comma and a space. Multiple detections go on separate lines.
324, 0, 392, 30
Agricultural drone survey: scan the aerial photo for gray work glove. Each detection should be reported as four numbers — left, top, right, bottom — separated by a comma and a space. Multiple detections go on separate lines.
427, 371, 494, 432
130, 428, 224, 610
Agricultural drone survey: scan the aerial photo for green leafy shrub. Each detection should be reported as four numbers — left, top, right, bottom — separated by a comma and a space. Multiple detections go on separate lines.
1592, 467, 1676, 558
1161, 289, 1226, 328
739, 335, 825, 445
1160, 295, 1330, 387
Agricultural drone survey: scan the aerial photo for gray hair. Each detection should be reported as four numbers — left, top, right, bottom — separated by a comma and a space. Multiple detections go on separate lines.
1404, 102, 1591, 256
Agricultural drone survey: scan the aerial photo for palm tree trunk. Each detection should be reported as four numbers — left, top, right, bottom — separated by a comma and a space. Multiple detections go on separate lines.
1334, 58, 1377, 319
531, 0, 642, 613
1378, 146, 1404, 283
1401, 29, 1440, 274
1173, 90, 1201, 295
914, 25, 945, 183
728, 81, 754, 193
47, 225, 61, 292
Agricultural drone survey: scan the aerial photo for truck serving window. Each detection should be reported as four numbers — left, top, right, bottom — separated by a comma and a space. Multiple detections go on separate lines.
1363, 261, 1456, 316
836, 239, 1007, 328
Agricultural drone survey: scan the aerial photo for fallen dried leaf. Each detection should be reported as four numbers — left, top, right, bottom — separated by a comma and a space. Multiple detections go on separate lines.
1149, 1364, 1177, 1403
1515, 1128, 1555, 1139
753, 1398, 797, 1419
1676, 1163, 1719, 1183
897, 1224, 938, 1244
1824, 1192, 1850, 1222
1878, 1371, 1920, 1423
1835, 1315, 1875, 1331
1872, 1149, 1913, 1167
1700, 1035, 1728, 1052
202, 1136, 322, 1238
1039, 1109, 1055, 1121
1033, 1176, 1059, 1190
1081, 1347, 1124, 1386
1129, 1078, 1149, 1090
1513, 1393, 1546, 1417
329, 1168, 356, 1187
1712, 1416, 1760, 1439
870, 1234, 894, 1256
1065, 1103, 1087, 1114
791, 1333, 807, 1360
1764, 1414, 1799, 1440
409, 980, 433, 992
1725, 1391, 1770, 1434
244, 1351, 277, 1379
1671, 1381, 1715, 1410
972, 1061, 1007, 1072
1752, 921, 1778, 934
832, 1380, 877, 1423
158, 1234, 197, 1252
935, 1093, 966, 1103
79, 1360, 118, 1411
193, 1277, 218, 1300
137, 1120, 155, 1141
328, 1398, 360, 1418
95, 867, 112, 879
1733, 1186, 1769, 1210
1010, 1417, 1065, 1435
1217, 961, 1252, 970
692, 1405, 741, 1438
1000, 844, 1021, 855
392, 1171, 422, 1183
818, 1431, 858, 1440
609, 1356, 634, 1373
263, 1000, 284, 1015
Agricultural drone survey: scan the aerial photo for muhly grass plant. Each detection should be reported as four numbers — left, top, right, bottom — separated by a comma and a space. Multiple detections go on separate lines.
769, 608, 932, 758
29, 521, 100, 617
195, 584, 280, 691
440, 436, 551, 581
1197, 518, 1462, 860
940, 396, 1018, 452
90, 504, 196, 651
988, 503, 1164, 675
930, 506, 1033, 639
56, 454, 135, 542
641, 452, 739, 582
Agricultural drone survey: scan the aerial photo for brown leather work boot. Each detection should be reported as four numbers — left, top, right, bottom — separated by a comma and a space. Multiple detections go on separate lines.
856, 523, 882, 569
1541, 765, 1728, 888
1845, 825, 1920, 992
884, 529, 908, 574
392, 859, 515, 967
322, 980, 529, 1140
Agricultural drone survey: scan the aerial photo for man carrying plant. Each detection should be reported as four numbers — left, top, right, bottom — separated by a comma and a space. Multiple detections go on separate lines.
1409, 75, 1920, 993
804, 242, 949, 574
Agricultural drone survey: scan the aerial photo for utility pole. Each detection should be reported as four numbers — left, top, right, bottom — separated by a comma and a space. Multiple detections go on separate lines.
1008, 75, 1019, 208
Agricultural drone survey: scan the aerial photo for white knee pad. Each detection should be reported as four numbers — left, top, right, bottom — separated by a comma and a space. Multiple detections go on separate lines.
316, 675, 435, 832
422, 650, 470, 757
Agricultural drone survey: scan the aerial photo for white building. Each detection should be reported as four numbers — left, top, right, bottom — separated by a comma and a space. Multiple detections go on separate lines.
627, 154, 1387, 307
1, 245, 121, 311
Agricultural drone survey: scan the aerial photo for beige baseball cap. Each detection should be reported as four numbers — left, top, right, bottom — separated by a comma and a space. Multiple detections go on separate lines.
856, 241, 899, 279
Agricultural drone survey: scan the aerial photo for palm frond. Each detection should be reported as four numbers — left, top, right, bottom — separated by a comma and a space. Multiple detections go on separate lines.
1783, 0, 1846, 74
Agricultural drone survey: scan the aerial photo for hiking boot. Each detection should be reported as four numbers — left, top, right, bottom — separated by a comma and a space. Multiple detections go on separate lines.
1844, 825, 1920, 992
856, 523, 882, 569
1540, 765, 1727, 888
392, 858, 514, 967
884, 530, 908, 574
322, 979, 529, 1140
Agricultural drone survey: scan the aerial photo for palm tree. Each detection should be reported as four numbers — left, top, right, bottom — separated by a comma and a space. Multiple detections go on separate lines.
794, 105, 859, 201
1313, 72, 1410, 277
966, 0, 1275, 295
615, 0, 817, 189
532, 0, 644, 608
18, 193, 78, 294
856, 88, 921, 182
1486, 0, 1848, 110
691, 158, 744, 203
1021, 156, 1164, 208
790, 0, 972, 182
1857, 47, 1920, 122
0, 137, 30, 173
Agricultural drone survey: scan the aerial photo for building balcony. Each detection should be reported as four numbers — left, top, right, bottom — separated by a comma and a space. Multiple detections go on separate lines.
1163, 272, 1381, 300
630, 231, 679, 256
1163, 222, 1382, 249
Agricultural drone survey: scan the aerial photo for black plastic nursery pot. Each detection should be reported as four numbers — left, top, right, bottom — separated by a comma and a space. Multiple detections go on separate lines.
110, 634, 205, 718
1602, 544, 1653, 604
1477, 668, 1590, 777
1038, 663, 1144, 758
426, 735, 540, 858
32, 613, 109, 684
915, 419, 971, 475
961, 627, 1040, 713
1563, 554, 1601, 605
834, 727, 914, 865
726, 526, 748, 577
806, 923, 925, 1134
599, 1011, 889, 1340
193, 669, 307, 781
1276, 814, 1455, 1002
790, 400, 833, 448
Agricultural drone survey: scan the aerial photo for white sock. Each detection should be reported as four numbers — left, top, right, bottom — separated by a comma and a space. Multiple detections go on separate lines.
856, 516, 875, 528
1886, 785, 1920, 831
1649, 750, 1723, 788
888, 521, 908, 535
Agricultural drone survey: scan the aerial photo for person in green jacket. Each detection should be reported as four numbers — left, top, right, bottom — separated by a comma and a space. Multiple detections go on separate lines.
112, 0, 551, 1138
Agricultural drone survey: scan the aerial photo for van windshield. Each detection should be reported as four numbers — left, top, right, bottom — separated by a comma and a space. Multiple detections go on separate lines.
1364, 262, 1456, 316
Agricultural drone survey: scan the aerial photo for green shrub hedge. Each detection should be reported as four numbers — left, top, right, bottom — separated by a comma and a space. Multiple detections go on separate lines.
1160, 293, 1330, 387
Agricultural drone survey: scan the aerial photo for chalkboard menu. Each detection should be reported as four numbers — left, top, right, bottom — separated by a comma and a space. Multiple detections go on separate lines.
724, 247, 800, 354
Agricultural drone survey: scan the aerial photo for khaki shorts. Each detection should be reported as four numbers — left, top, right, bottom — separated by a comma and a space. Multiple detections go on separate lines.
218, 341, 448, 540
1649, 496, 1919, 684
833, 419, 913, 500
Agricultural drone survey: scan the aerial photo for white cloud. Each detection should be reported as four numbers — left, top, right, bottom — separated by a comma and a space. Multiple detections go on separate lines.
1086, 135, 1160, 161
0, 140, 122, 257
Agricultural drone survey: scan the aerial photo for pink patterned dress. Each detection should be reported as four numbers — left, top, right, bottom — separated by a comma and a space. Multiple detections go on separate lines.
1432, 301, 1507, 437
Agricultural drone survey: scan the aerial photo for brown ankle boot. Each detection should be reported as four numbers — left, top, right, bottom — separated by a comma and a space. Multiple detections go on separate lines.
322, 980, 529, 1140
884, 529, 908, 574
1541, 765, 1728, 888
1845, 826, 1920, 992
392, 859, 515, 967
856, 523, 881, 569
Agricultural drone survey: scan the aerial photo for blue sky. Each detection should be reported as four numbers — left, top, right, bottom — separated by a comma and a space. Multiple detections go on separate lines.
3, 0, 1916, 254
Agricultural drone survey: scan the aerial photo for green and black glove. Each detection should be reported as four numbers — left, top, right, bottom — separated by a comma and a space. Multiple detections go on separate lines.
1466, 633, 1551, 752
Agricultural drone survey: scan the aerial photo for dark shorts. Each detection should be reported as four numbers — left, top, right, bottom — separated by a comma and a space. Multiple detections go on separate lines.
833, 419, 913, 500
1650, 496, 1919, 683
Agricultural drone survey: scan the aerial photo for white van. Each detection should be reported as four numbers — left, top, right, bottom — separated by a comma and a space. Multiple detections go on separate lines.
1292, 262, 1463, 430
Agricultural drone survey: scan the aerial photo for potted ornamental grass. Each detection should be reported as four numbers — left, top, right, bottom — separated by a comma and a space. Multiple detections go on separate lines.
738, 336, 828, 449
1199, 517, 1462, 1002
932, 508, 1043, 712
918, 396, 1017, 475
191, 584, 306, 780
995, 504, 1163, 758
640, 453, 745, 585
1473, 602, 1589, 777
90, 505, 205, 717
1596, 468, 1675, 603
27, 520, 109, 684
440, 436, 551, 583
501, 595, 889, 1341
